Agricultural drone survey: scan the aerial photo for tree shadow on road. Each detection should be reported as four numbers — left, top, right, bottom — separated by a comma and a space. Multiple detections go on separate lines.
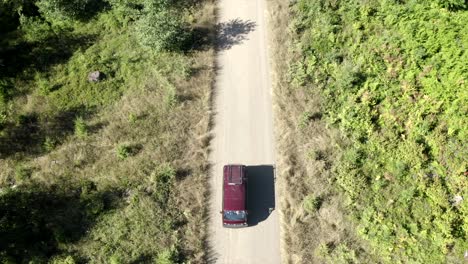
246, 165, 275, 226
216, 18, 256, 51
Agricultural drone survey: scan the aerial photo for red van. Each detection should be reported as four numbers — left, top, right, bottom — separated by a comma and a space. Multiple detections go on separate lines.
221, 164, 248, 227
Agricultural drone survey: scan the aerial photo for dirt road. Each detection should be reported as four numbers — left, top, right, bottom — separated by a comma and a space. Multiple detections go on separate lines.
208, 0, 281, 263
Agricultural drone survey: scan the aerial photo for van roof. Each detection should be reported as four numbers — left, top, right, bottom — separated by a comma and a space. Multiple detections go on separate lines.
223, 164, 246, 211
227, 165, 243, 185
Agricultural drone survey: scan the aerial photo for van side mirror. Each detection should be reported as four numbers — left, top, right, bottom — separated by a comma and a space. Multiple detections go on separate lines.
219, 211, 223, 214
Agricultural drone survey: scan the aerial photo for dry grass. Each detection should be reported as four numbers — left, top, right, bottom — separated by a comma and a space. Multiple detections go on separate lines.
266, 1, 376, 263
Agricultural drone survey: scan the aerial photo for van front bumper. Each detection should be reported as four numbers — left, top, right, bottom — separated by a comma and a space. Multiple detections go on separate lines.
223, 222, 248, 228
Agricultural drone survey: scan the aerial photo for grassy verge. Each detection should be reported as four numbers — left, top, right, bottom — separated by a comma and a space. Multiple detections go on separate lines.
0, 1, 215, 263
271, 0, 467, 263
267, 1, 377, 263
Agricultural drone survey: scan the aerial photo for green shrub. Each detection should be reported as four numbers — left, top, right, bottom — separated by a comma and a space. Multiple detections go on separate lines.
0, 86, 9, 130
0, 78, 13, 102
303, 194, 323, 214
136, 2, 188, 52
74, 117, 88, 138
155, 247, 178, 264
150, 164, 176, 204
106, 0, 143, 25
117, 144, 141, 160
49, 255, 76, 264
128, 113, 137, 124
164, 86, 177, 108
14, 164, 32, 182
0, 108, 6, 131
35, 73, 53, 95
19, 15, 53, 42
315, 242, 360, 264
37, 0, 91, 22
43, 136, 56, 152
308, 149, 325, 161
109, 253, 123, 264
298, 111, 313, 129
116, 144, 131, 160
288, 60, 307, 87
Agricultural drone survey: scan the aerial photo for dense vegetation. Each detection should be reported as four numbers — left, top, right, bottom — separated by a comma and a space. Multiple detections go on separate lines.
0, 0, 214, 263
290, 0, 467, 263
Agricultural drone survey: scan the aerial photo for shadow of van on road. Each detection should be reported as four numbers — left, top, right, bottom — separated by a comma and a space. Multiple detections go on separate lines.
246, 165, 275, 226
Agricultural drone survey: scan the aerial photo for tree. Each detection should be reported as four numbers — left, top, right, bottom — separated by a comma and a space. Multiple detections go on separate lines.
36, 0, 104, 23
135, 0, 188, 52
106, 0, 144, 23
37, 0, 89, 20
19, 14, 53, 42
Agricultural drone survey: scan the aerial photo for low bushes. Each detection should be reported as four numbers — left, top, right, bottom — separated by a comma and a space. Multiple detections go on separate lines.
291, 0, 467, 262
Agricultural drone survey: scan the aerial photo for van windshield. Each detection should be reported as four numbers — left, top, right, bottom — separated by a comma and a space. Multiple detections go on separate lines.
223, 210, 246, 221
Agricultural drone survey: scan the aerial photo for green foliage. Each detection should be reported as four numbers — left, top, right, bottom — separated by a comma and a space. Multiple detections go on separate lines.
115, 143, 141, 160
156, 247, 178, 264
308, 149, 325, 161
106, 0, 143, 25
0, 79, 12, 130
74, 116, 88, 138
14, 164, 32, 182
292, 0, 468, 262
298, 111, 314, 129
116, 144, 131, 159
36, 0, 91, 22
288, 60, 308, 87
136, 0, 188, 52
34, 73, 53, 95
74, 165, 181, 262
0, 79, 13, 102
164, 85, 178, 108
43, 136, 56, 152
19, 15, 54, 42
0, 107, 6, 131
303, 194, 323, 214
128, 113, 137, 124
109, 253, 123, 264
150, 164, 176, 205
316, 243, 358, 264
49, 255, 76, 264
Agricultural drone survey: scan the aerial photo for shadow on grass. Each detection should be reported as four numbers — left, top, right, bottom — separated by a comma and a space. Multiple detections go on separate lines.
246, 165, 275, 226
0, 182, 122, 262
204, 241, 218, 264
0, 33, 96, 80
80, 0, 111, 22
187, 26, 215, 51
0, 106, 93, 159
130, 254, 153, 264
